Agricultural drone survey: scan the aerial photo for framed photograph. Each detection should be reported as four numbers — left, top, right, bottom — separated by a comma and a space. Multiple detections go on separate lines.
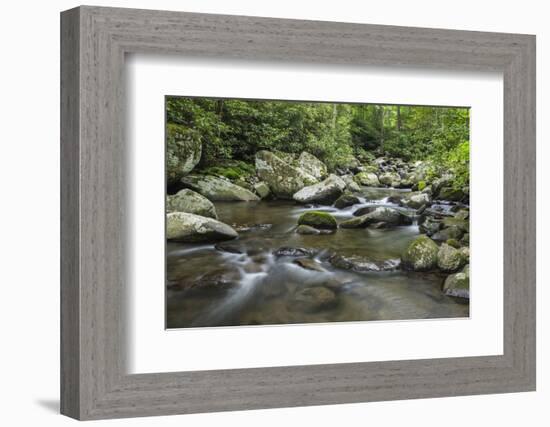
61, 6, 536, 420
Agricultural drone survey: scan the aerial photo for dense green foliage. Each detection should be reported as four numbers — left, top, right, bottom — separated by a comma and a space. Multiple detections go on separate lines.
166, 97, 469, 185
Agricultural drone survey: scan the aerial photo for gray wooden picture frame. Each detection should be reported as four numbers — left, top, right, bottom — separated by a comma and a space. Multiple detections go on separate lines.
60, 5, 536, 420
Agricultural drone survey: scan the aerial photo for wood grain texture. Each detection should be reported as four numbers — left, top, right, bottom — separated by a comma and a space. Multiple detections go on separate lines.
60, 6, 536, 420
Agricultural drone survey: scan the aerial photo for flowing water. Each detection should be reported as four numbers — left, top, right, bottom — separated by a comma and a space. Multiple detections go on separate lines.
166, 187, 469, 328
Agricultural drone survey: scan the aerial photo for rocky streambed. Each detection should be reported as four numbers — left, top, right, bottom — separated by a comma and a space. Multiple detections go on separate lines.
166, 155, 470, 328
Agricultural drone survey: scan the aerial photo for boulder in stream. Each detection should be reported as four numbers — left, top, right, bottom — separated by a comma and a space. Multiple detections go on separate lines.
400, 192, 431, 209
334, 193, 361, 209
292, 174, 346, 205
166, 189, 218, 219
340, 206, 411, 228
253, 181, 271, 199
255, 150, 318, 199
297, 211, 338, 230
296, 224, 321, 235
181, 175, 260, 201
443, 264, 470, 299
437, 243, 466, 273
166, 212, 238, 243
354, 172, 380, 187
329, 254, 401, 272
298, 151, 328, 180
379, 171, 401, 187
340, 174, 362, 192
166, 123, 202, 186
401, 235, 439, 271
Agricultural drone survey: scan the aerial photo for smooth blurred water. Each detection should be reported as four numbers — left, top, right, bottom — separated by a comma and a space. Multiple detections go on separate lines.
166, 187, 468, 328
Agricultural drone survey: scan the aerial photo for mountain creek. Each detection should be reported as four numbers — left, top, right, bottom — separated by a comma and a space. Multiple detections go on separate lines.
166, 186, 469, 328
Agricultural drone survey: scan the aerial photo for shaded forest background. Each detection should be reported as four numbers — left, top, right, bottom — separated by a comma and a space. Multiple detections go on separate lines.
166, 97, 470, 188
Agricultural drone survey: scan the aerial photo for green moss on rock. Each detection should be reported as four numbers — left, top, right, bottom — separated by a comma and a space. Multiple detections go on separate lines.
298, 211, 337, 230
401, 235, 439, 271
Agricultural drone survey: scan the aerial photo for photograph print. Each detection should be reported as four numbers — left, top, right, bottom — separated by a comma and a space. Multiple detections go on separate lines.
165, 96, 470, 329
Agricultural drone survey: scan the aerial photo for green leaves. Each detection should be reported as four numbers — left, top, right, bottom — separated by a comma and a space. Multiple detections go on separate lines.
165, 97, 469, 189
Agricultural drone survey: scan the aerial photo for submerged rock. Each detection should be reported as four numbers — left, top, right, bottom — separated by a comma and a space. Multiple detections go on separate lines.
297, 211, 338, 230
166, 212, 238, 243
288, 286, 338, 313
401, 235, 439, 271
293, 258, 325, 272
166, 189, 218, 219
334, 193, 361, 209
255, 150, 318, 199
354, 172, 380, 187
296, 224, 321, 235
437, 243, 466, 273
443, 264, 470, 299
292, 174, 346, 205
298, 151, 328, 180
181, 175, 260, 201
353, 206, 376, 217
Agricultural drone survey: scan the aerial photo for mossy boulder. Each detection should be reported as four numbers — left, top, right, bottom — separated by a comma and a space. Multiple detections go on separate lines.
437, 243, 466, 273
443, 264, 470, 299
446, 238, 461, 249
166, 189, 217, 219
166, 212, 238, 243
292, 174, 346, 205
401, 235, 439, 271
181, 175, 259, 201
298, 151, 328, 180
297, 211, 337, 230
354, 172, 380, 187
166, 123, 202, 186
255, 150, 318, 199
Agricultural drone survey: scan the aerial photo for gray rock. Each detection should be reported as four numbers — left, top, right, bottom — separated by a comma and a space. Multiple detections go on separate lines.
401, 192, 431, 209
354, 172, 380, 187
401, 235, 439, 271
253, 181, 271, 199
443, 264, 470, 299
296, 224, 321, 235
438, 186, 465, 201
431, 225, 464, 242
166, 189, 218, 219
292, 174, 346, 204
166, 212, 238, 243
334, 193, 361, 209
181, 175, 260, 201
340, 206, 410, 228
298, 151, 328, 180
329, 254, 400, 272
379, 171, 401, 187
166, 124, 202, 186
255, 150, 318, 199
341, 174, 362, 192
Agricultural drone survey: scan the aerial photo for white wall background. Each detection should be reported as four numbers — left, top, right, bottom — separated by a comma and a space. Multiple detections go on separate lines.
0, 0, 546, 425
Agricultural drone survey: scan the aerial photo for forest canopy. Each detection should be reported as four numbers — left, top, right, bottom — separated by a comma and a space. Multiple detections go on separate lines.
166, 97, 469, 188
